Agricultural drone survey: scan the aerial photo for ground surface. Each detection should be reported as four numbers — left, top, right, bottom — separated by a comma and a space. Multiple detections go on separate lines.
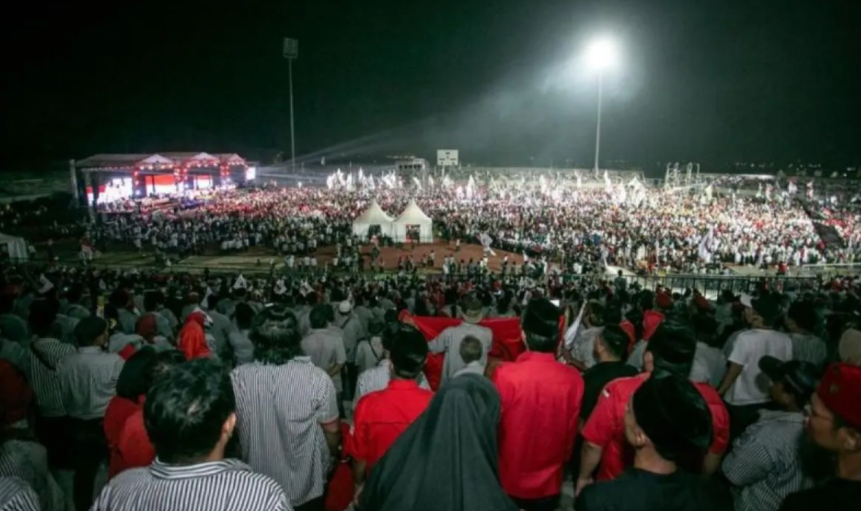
43, 239, 526, 275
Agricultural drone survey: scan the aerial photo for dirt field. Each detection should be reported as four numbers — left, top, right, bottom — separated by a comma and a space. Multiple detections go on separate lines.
319, 239, 525, 273
47, 239, 525, 275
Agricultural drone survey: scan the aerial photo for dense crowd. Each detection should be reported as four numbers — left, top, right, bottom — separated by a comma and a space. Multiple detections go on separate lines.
4, 175, 861, 276
1, 258, 861, 511
71, 184, 860, 274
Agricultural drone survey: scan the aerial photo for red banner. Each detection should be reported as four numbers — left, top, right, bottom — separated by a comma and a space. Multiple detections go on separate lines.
399, 311, 525, 390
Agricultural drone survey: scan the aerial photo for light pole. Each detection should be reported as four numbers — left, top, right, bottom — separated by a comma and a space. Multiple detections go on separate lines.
283, 38, 298, 170
585, 37, 619, 177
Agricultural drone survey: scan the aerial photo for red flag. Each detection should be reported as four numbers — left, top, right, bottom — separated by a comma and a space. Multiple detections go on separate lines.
400, 311, 524, 390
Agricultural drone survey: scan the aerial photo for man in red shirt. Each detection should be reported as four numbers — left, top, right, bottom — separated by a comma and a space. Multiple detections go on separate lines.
494, 298, 584, 511
577, 320, 730, 496
351, 325, 433, 501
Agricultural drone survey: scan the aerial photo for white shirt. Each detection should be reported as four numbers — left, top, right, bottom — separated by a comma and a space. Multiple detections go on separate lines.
725, 329, 793, 405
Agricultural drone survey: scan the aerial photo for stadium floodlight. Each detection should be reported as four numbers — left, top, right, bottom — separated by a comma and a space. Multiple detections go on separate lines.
585, 37, 619, 72
584, 36, 620, 175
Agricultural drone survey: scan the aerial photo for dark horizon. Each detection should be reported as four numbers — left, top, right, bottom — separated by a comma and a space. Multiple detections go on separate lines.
2, 0, 859, 173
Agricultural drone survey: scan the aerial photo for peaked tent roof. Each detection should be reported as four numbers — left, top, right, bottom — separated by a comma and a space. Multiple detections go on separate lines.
395, 199, 432, 223
75, 154, 174, 170
355, 200, 394, 224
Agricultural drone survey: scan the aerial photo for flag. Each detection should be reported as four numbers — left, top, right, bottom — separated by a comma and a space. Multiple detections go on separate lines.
233, 274, 247, 290
38, 274, 53, 294
697, 227, 714, 260
401, 312, 524, 389
563, 301, 587, 349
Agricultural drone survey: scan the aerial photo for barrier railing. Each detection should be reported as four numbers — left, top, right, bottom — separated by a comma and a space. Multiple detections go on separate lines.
5, 259, 822, 298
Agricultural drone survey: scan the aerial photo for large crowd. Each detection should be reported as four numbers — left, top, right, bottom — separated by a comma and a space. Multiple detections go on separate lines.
0, 251, 860, 511
3, 173, 861, 277
1, 175, 861, 511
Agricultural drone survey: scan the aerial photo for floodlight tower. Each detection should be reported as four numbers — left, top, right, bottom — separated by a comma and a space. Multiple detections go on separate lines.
283, 38, 298, 170
584, 37, 619, 177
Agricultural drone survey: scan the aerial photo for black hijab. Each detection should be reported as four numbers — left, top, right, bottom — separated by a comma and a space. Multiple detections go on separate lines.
359, 375, 518, 511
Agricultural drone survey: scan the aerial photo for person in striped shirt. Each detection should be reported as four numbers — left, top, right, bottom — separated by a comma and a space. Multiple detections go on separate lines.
232, 306, 340, 511
27, 300, 76, 471
91, 358, 291, 511
0, 476, 40, 511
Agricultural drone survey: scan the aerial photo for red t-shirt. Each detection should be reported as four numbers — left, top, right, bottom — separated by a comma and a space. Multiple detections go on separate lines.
581, 373, 730, 481
103, 397, 143, 479
116, 409, 155, 475
350, 379, 433, 471
494, 352, 585, 499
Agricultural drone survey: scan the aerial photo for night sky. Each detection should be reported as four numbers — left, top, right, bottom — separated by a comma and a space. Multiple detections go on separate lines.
2, 0, 859, 172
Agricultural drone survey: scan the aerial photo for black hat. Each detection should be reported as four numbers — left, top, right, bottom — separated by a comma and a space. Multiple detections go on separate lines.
759, 356, 820, 403
632, 373, 712, 461
74, 316, 108, 345
786, 301, 817, 332
521, 298, 560, 339
645, 321, 697, 373
743, 293, 780, 323
388, 326, 428, 375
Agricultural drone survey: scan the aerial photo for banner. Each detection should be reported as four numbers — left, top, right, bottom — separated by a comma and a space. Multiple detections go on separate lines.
401, 311, 567, 389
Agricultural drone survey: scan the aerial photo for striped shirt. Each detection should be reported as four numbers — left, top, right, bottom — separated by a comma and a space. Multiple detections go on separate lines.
56, 347, 124, 420
0, 476, 39, 511
354, 359, 431, 407
788, 333, 827, 367
90, 459, 291, 511
231, 357, 338, 506
722, 410, 813, 511
0, 440, 63, 511
28, 338, 75, 418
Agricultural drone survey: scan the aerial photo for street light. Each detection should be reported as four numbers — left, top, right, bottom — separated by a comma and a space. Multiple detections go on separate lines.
584, 37, 619, 176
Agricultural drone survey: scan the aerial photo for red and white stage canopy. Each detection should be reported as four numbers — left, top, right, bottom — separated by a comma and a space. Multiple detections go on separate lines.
75, 152, 246, 171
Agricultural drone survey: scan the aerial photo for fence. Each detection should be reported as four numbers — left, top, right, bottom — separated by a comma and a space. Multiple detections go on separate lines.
5, 258, 823, 298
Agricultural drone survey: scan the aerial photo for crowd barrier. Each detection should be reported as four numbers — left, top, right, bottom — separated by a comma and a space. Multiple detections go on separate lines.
6, 257, 825, 299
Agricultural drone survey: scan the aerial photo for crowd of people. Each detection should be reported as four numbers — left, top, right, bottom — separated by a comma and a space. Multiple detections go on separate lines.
4, 171, 861, 277
1, 255, 860, 511
68, 182, 859, 275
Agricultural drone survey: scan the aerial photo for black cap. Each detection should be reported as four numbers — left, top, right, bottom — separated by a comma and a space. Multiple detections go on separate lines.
751, 295, 780, 323
632, 373, 712, 461
521, 298, 560, 339
388, 326, 428, 375
758, 356, 820, 402
786, 301, 817, 332
74, 316, 108, 345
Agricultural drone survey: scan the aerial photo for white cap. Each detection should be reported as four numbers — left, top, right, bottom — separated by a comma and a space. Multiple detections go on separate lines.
338, 300, 352, 314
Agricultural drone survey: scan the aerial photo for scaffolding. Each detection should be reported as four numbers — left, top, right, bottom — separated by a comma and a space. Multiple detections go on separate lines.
664, 162, 700, 189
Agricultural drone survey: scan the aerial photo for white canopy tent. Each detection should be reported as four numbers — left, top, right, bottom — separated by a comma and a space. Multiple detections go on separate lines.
352, 200, 394, 238
0, 232, 28, 262
393, 200, 433, 243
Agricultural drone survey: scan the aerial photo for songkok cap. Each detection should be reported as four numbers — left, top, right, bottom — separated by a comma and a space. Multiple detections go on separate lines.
632, 373, 712, 461
75, 316, 108, 345
521, 298, 560, 339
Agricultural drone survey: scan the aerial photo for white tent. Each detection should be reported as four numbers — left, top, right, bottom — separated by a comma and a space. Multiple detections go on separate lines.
393, 200, 433, 243
0, 232, 28, 262
352, 200, 394, 238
